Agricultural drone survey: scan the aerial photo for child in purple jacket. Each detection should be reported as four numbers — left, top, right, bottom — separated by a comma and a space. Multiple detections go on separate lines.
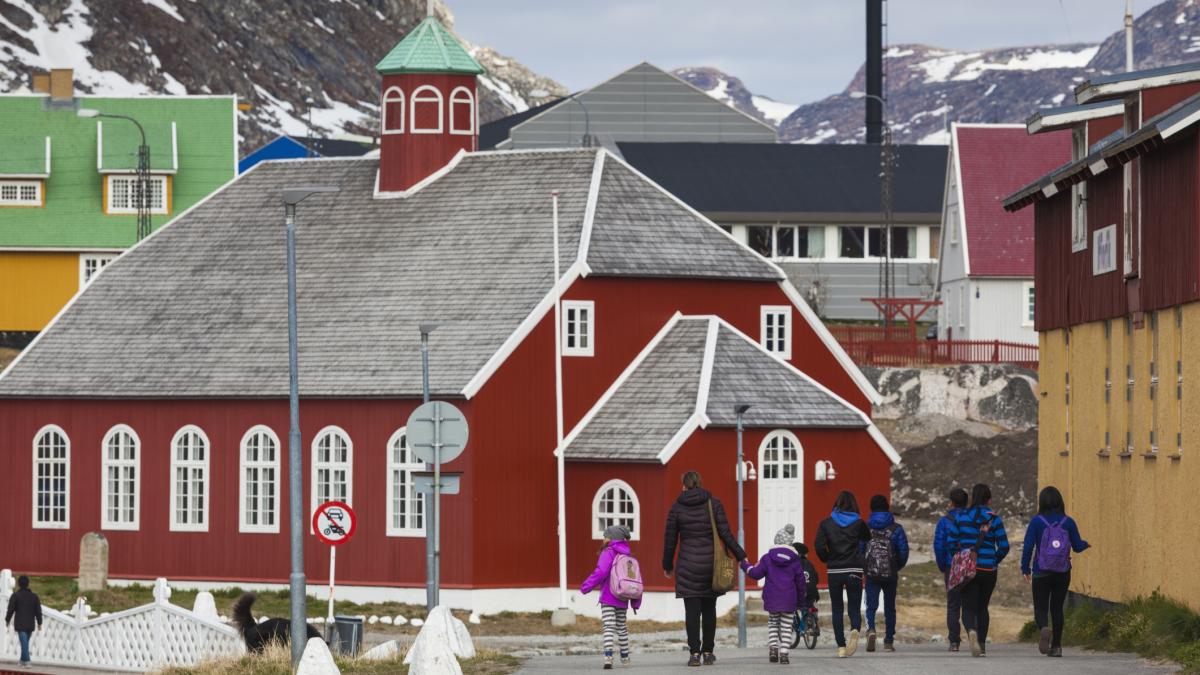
741, 524, 808, 665
581, 525, 641, 669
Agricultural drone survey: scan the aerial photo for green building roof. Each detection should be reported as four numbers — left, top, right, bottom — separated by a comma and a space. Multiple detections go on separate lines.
375, 17, 485, 75
0, 95, 236, 250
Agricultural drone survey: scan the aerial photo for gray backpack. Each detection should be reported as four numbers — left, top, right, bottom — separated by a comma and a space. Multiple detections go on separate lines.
865, 524, 897, 580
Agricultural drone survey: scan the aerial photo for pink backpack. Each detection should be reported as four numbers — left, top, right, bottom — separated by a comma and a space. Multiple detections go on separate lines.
608, 553, 644, 601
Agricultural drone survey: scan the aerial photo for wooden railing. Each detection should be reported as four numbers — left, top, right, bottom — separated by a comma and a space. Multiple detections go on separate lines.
829, 326, 1039, 369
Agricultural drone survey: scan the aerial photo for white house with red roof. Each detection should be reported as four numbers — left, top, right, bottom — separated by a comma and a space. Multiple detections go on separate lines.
936, 123, 1070, 344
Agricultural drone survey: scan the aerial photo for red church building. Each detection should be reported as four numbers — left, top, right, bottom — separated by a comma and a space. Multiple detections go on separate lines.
0, 16, 896, 620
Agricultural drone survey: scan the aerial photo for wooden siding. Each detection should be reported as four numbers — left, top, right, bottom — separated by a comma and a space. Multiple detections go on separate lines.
378, 73, 476, 192
0, 252, 80, 332
1142, 82, 1200, 119
1140, 132, 1200, 311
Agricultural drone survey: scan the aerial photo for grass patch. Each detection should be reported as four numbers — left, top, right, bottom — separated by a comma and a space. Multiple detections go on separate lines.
0, 347, 18, 371
162, 643, 521, 675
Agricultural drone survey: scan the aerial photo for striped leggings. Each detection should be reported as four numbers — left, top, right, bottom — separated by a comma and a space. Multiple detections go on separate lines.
601, 605, 630, 657
768, 611, 790, 655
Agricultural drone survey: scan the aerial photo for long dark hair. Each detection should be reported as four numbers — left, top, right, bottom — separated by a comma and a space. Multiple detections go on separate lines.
833, 490, 859, 514
1038, 486, 1065, 514
970, 483, 992, 508
682, 471, 702, 490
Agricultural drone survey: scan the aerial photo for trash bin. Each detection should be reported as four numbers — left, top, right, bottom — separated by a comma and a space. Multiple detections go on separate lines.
331, 615, 363, 657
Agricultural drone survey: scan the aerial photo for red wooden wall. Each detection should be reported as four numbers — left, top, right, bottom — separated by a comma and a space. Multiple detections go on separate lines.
378, 72, 476, 193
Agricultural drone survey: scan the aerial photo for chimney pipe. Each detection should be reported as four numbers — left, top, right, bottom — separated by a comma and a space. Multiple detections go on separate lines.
1125, 0, 1134, 72
865, 0, 884, 144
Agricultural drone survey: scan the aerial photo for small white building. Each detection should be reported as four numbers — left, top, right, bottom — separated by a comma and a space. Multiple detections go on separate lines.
937, 123, 1070, 344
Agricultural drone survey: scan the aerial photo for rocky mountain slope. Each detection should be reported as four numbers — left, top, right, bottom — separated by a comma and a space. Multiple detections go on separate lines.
672, 66, 799, 126
0, 0, 565, 150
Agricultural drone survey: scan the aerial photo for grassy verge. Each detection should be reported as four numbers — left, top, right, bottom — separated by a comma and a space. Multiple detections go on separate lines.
161, 643, 521, 675
1017, 593, 1200, 672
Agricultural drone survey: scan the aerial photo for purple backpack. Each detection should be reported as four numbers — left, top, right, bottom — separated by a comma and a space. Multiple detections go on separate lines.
1035, 515, 1072, 573
609, 553, 644, 601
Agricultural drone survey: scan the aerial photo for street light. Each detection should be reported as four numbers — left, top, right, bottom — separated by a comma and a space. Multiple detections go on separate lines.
849, 91, 898, 328
78, 108, 152, 240
419, 322, 438, 612
734, 402, 752, 649
281, 185, 340, 668
529, 89, 593, 147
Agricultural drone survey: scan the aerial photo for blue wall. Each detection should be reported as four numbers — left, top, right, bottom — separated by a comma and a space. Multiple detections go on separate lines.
239, 136, 309, 173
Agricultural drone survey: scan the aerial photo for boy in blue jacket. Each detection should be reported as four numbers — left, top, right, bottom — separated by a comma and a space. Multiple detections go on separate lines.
862, 495, 909, 652
934, 487, 968, 650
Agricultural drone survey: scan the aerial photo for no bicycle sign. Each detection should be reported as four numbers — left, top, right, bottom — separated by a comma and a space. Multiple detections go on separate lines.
312, 500, 357, 546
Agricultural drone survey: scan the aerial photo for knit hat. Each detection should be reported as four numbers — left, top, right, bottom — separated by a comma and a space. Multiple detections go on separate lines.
604, 525, 631, 541
774, 524, 796, 546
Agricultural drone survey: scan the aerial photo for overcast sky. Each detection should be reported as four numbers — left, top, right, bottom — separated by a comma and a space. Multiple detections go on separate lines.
450, 0, 1149, 104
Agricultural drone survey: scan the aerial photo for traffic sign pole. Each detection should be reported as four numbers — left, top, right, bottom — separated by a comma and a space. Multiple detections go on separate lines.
327, 546, 336, 627
433, 401, 442, 608
312, 500, 357, 636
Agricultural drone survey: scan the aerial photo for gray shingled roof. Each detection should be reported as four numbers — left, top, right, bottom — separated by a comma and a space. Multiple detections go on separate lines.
0, 149, 782, 398
563, 317, 867, 462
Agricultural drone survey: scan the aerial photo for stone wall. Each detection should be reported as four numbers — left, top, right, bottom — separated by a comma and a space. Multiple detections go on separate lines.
863, 363, 1039, 431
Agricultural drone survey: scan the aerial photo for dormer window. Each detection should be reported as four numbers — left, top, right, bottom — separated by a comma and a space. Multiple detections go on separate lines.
411, 85, 444, 134
0, 180, 42, 207
382, 87, 405, 134
449, 87, 475, 135
106, 175, 168, 215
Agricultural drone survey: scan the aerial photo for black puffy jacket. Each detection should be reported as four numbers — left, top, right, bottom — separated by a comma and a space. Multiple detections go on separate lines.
814, 514, 870, 574
5, 588, 42, 633
662, 488, 746, 598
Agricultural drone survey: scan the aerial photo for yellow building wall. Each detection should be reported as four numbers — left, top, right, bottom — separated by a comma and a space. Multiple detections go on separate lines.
1041, 304, 1200, 610
0, 252, 80, 332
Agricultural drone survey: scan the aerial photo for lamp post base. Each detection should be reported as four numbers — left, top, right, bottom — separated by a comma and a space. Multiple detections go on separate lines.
550, 608, 576, 626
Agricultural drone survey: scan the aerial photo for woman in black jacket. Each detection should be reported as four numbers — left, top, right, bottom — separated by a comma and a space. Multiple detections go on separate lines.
814, 491, 870, 658
663, 471, 746, 667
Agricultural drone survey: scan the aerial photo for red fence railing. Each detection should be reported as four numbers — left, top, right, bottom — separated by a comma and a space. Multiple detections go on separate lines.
836, 338, 1039, 369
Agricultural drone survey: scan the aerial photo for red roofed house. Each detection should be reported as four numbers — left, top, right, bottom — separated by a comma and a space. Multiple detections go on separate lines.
936, 123, 1071, 344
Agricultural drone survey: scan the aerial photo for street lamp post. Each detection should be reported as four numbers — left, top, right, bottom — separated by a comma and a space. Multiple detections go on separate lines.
281, 186, 340, 668
77, 109, 152, 240
528, 89, 592, 147
419, 322, 439, 611
850, 91, 897, 331
734, 402, 752, 649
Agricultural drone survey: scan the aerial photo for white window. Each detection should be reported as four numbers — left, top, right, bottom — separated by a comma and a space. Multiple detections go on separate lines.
79, 254, 118, 287
562, 300, 595, 357
107, 175, 168, 214
760, 305, 792, 359
32, 425, 69, 529
959, 285, 967, 329
592, 479, 639, 540
747, 225, 826, 260
311, 426, 353, 520
1094, 224, 1118, 276
1071, 127, 1088, 252
760, 430, 801, 479
382, 86, 405, 134
170, 426, 209, 532
0, 180, 41, 206
240, 425, 280, 533
386, 428, 425, 536
449, 86, 475, 135
101, 425, 140, 530
1023, 282, 1035, 326
410, 85, 444, 134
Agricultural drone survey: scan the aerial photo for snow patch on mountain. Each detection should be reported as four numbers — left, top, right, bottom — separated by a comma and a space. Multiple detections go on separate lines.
672, 66, 794, 128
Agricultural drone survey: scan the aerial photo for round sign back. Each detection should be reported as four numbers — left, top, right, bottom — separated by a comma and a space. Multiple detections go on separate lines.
406, 400, 469, 464
312, 501, 357, 546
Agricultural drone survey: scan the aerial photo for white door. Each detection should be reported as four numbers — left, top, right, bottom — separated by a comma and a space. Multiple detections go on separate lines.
757, 431, 804, 558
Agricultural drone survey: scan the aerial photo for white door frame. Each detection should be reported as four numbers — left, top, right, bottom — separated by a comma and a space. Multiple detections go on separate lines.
757, 430, 805, 558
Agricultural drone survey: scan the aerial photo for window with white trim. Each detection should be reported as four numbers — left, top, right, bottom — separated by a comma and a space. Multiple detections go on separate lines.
1071, 127, 1088, 252
592, 479, 639, 540
32, 425, 69, 529
240, 425, 280, 533
839, 226, 916, 259
386, 428, 425, 536
1023, 282, 1035, 326
170, 426, 209, 532
312, 426, 353, 519
449, 86, 475, 135
959, 286, 967, 329
761, 431, 801, 479
0, 180, 41, 206
382, 86, 405, 134
79, 254, 118, 287
101, 425, 140, 530
563, 300, 595, 357
410, 85, 444, 134
747, 224, 826, 260
760, 306, 792, 359
107, 175, 168, 214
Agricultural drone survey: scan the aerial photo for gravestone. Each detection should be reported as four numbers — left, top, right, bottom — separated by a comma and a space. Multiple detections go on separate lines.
78, 532, 108, 591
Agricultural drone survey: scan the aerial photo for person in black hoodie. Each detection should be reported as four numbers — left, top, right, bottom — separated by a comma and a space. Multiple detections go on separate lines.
814, 491, 870, 658
663, 471, 746, 667
5, 575, 42, 667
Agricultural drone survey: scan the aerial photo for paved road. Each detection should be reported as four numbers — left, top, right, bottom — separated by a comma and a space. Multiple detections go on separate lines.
517, 642, 1179, 673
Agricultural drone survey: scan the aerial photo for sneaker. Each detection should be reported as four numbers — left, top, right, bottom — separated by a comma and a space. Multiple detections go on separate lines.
702, 653, 716, 666
1048, 647, 1063, 657
846, 629, 860, 656
866, 630, 877, 652
1039, 627, 1052, 655
687, 653, 702, 667
968, 629, 982, 657
603, 656, 613, 670
837, 647, 847, 658
621, 655, 631, 667
769, 646, 779, 663
779, 652, 790, 665
949, 642, 960, 652
884, 642, 895, 652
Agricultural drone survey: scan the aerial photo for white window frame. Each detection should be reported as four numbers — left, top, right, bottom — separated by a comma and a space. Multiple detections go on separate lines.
169, 425, 210, 533
562, 300, 595, 357
32, 424, 70, 529
449, 86, 475, 136
79, 253, 119, 287
239, 425, 281, 534
101, 424, 140, 531
959, 286, 967, 329
0, 179, 42, 206
760, 305, 792, 360
386, 427, 425, 537
1022, 282, 1035, 327
591, 479, 640, 540
311, 426, 353, 524
382, 86, 405, 134
1094, 224, 1118, 276
1071, 127, 1088, 252
410, 85, 444, 134
106, 175, 168, 215
759, 429, 803, 480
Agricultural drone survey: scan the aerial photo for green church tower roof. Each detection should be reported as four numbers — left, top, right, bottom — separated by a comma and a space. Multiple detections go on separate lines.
376, 17, 485, 75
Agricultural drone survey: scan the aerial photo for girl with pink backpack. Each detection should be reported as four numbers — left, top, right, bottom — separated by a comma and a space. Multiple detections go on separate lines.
581, 524, 644, 669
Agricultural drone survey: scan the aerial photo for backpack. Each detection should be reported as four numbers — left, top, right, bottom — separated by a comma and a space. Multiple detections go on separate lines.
947, 513, 989, 591
608, 552, 645, 601
865, 524, 898, 580
1035, 515, 1072, 573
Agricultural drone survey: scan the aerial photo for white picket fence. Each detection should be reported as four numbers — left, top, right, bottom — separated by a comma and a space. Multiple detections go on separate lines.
0, 570, 245, 672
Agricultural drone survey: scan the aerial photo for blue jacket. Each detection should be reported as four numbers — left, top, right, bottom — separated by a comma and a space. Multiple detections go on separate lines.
947, 505, 1010, 570
1021, 511, 1089, 576
859, 511, 909, 572
934, 508, 967, 572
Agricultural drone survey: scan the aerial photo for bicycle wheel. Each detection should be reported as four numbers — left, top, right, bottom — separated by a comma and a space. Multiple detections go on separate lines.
789, 612, 803, 650
804, 612, 819, 650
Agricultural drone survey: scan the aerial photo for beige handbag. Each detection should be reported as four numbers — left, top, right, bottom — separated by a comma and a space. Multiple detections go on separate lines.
708, 499, 737, 592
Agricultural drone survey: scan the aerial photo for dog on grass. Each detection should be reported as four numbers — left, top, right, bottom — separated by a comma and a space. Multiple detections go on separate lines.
232, 592, 323, 653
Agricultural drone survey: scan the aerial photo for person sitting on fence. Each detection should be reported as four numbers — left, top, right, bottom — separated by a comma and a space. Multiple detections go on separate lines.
5, 575, 43, 669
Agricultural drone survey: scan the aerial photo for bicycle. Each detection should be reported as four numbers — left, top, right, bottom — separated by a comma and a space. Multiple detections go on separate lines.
790, 607, 820, 650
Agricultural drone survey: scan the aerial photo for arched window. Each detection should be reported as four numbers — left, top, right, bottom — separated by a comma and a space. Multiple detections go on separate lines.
170, 426, 209, 532
449, 86, 475, 135
410, 85, 444, 134
760, 430, 802, 479
240, 425, 280, 533
757, 430, 804, 552
592, 479, 639, 540
101, 425, 140, 530
386, 428, 425, 536
312, 426, 353, 520
382, 86, 405, 134
32, 425, 69, 529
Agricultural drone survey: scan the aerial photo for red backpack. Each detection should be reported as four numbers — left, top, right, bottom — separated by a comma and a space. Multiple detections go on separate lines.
947, 515, 989, 591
